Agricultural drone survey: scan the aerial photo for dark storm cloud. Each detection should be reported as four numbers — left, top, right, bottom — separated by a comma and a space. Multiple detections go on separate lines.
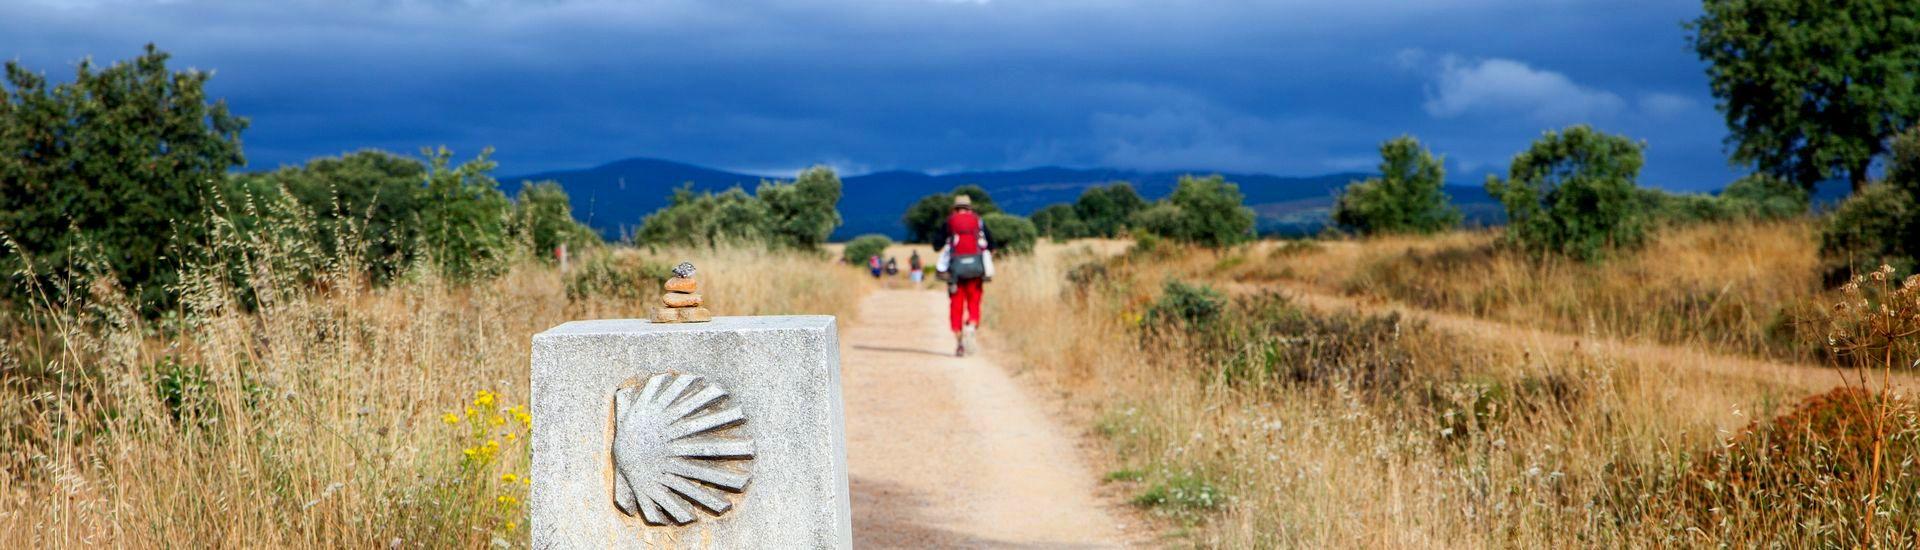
1, 0, 1739, 189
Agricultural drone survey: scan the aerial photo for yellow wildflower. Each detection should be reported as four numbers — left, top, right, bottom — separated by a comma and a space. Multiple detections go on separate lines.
489, 414, 505, 427
502, 473, 519, 484
441, 412, 459, 425
474, 390, 496, 408
496, 494, 518, 505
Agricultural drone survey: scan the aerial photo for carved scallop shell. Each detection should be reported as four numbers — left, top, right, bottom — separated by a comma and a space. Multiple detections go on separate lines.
611, 372, 754, 525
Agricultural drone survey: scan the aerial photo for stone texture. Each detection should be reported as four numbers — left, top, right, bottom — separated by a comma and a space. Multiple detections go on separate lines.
664, 277, 699, 293
680, 307, 713, 323
672, 261, 697, 278
662, 292, 703, 308
531, 316, 849, 549
649, 307, 679, 323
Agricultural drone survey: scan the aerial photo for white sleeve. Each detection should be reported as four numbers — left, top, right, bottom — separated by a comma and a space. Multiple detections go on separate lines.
936, 243, 951, 272
982, 250, 995, 278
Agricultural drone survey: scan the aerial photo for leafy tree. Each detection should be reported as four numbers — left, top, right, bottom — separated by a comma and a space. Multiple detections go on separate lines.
635, 168, 843, 251
842, 234, 892, 265
757, 166, 843, 250
0, 44, 247, 309
512, 180, 601, 263
1131, 175, 1256, 248
903, 184, 1000, 246
1331, 135, 1462, 235
416, 147, 513, 280
1073, 183, 1148, 237
227, 150, 425, 280
1484, 125, 1648, 261
1821, 127, 1920, 282
1029, 204, 1085, 240
1688, 0, 1920, 193
635, 186, 771, 249
982, 212, 1038, 255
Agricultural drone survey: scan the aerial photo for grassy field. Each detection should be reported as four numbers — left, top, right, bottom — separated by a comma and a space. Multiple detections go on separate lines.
5, 216, 1914, 547
1213, 220, 1828, 362
988, 222, 1918, 546
0, 244, 866, 547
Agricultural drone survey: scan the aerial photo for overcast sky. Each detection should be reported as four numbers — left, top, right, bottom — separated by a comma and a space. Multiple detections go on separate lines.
4, 0, 1740, 189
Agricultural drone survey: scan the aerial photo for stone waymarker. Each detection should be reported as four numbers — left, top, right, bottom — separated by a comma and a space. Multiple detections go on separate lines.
530, 316, 850, 548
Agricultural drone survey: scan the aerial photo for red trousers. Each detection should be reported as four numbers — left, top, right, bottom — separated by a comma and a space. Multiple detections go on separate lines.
949, 278, 983, 333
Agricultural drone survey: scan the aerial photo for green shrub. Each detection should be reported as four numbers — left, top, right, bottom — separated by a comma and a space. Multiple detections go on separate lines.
842, 234, 892, 265
756, 166, 844, 250
1819, 128, 1920, 284
1131, 175, 1255, 248
1030, 204, 1086, 240
564, 254, 670, 302
1074, 182, 1148, 238
511, 180, 602, 261
1485, 125, 1649, 261
0, 45, 247, 311
1144, 280, 1224, 328
1638, 188, 1734, 226
415, 147, 514, 281
1720, 173, 1809, 220
1331, 135, 1462, 236
982, 212, 1038, 255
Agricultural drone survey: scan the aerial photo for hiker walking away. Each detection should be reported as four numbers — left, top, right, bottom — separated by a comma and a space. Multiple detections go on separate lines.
935, 194, 994, 357
885, 257, 899, 277
908, 250, 923, 285
869, 255, 883, 279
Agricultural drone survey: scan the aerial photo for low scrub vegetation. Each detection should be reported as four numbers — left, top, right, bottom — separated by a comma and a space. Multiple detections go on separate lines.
990, 234, 1920, 546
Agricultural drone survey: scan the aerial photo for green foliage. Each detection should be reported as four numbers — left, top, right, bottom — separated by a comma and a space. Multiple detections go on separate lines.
1819, 128, 1920, 283
1131, 471, 1224, 517
1030, 204, 1086, 240
1719, 173, 1810, 220
511, 181, 601, 263
981, 213, 1038, 255
1688, 0, 1920, 192
842, 234, 892, 265
1073, 183, 1148, 238
1485, 125, 1648, 262
1131, 175, 1255, 248
635, 167, 843, 251
1331, 135, 1462, 236
564, 253, 672, 303
0, 44, 248, 309
902, 184, 1000, 245
415, 147, 514, 281
635, 186, 769, 248
227, 150, 426, 281
1144, 280, 1224, 329
756, 166, 843, 249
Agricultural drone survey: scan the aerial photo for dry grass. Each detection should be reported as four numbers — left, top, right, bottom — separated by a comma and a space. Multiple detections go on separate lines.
0, 241, 867, 547
989, 231, 1913, 546
1222, 220, 1827, 362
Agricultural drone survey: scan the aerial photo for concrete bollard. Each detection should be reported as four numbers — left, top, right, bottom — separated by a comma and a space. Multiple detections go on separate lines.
530, 316, 850, 548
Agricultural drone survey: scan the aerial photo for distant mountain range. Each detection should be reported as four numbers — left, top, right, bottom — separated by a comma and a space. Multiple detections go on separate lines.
502, 157, 1507, 241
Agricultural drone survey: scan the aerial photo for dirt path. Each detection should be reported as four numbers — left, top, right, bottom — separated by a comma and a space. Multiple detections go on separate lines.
1239, 280, 1919, 393
841, 288, 1133, 549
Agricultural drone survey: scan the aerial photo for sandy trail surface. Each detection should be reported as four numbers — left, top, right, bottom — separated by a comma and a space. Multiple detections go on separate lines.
841, 288, 1132, 548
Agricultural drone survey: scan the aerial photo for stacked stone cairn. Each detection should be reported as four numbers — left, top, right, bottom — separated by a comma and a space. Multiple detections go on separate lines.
651, 261, 713, 323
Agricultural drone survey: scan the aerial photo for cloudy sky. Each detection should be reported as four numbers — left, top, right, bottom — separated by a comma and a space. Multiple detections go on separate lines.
4, 0, 1740, 189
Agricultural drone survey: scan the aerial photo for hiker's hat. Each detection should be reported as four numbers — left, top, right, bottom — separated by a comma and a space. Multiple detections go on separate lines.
953, 194, 973, 208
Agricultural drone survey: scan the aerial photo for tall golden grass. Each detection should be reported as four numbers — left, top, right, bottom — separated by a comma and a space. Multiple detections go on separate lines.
1224, 220, 1826, 361
0, 235, 866, 547
989, 227, 1915, 546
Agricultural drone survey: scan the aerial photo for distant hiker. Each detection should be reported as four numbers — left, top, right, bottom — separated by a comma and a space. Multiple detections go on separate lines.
885, 257, 899, 277
908, 250, 924, 285
935, 193, 994, 357
869, 255, 883, 279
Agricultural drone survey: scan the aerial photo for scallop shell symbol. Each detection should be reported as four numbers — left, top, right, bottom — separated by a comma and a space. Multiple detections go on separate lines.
611, 372, 754, 525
